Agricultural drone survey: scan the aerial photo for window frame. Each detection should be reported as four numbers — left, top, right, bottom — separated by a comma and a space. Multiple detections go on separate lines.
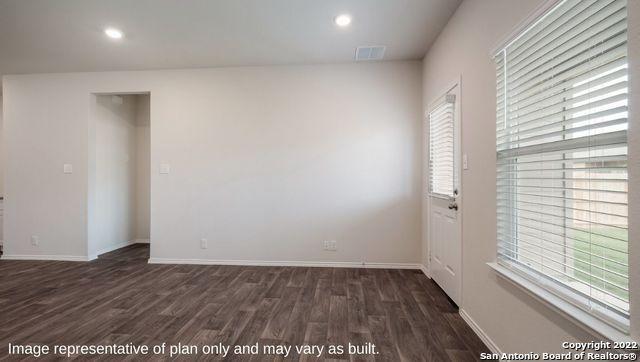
428, 93, 458, 199
490, 0, 636, 341
426, 80, 462, 202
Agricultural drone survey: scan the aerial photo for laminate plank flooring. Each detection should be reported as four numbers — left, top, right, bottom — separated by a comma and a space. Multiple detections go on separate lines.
0, 244, 490, 361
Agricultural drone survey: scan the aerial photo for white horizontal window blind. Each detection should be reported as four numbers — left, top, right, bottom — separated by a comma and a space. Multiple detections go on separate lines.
495, 0, 629, 329
429, 95, 456, 198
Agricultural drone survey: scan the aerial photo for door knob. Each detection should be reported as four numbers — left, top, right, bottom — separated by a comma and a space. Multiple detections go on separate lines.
448, 202, 458, 210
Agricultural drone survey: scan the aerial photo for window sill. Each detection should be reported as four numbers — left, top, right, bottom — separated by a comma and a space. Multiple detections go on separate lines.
488, 262, 635, 343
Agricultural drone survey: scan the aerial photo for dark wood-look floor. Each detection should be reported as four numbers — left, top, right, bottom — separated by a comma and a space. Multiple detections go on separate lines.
0, 244, 489, 361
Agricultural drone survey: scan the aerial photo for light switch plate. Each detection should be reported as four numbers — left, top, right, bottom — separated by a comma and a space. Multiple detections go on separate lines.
463, 154, 469, 170
160, 164, 171, 175
63, 164, 73, 174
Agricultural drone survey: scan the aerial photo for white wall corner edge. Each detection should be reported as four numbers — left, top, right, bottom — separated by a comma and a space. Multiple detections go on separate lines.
148, 257, 424, 270
420, 264, 431, 278
459, 308, 502, 355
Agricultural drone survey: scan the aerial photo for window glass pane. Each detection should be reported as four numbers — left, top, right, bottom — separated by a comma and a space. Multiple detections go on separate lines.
429, 98, 455, 197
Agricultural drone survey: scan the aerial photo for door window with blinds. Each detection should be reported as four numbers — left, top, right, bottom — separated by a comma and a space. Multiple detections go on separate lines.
495, 0, 629, 329
429, 94, 457, 198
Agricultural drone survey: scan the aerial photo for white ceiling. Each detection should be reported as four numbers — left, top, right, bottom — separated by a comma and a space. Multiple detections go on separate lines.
0, 0, 461, 78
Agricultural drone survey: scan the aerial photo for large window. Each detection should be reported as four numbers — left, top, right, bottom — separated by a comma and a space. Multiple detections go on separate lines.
495, 0, 629, 330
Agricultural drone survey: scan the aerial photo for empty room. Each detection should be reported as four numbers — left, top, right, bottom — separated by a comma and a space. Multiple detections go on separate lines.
0, 0, 638, 360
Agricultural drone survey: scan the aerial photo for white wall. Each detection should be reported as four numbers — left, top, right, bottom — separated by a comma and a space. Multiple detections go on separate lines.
0, 94, 3, 197
3, 76, 91, 259
422, 0, 640, 353
3, 61, 423, 265
135, 94, 150, 241
0, 94, 4, 244
89, 95, 139, 256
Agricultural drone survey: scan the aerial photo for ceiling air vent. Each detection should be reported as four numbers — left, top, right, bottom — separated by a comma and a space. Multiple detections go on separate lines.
355, 46, 386, 61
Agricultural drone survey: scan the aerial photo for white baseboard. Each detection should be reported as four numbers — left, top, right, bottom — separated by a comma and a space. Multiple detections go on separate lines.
1, 239, 149, 262
148, 257, 422, 270
1, 254, 91, 262
419, 264, 430, 278
459, 308, 502, 355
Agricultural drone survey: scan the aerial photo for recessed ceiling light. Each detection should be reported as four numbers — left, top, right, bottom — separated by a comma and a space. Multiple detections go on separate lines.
104, 27, 124, 39
334, 14, 352, 27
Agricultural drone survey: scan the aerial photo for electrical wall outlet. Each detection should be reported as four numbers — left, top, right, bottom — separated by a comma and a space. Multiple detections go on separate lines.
160, 164, 171, 175
31, 235, 40, 246
323, 240, 337, 251
200, 238, 208, 249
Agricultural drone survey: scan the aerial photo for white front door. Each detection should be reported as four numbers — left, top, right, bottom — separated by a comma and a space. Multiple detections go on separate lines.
427, 83, 462, 305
